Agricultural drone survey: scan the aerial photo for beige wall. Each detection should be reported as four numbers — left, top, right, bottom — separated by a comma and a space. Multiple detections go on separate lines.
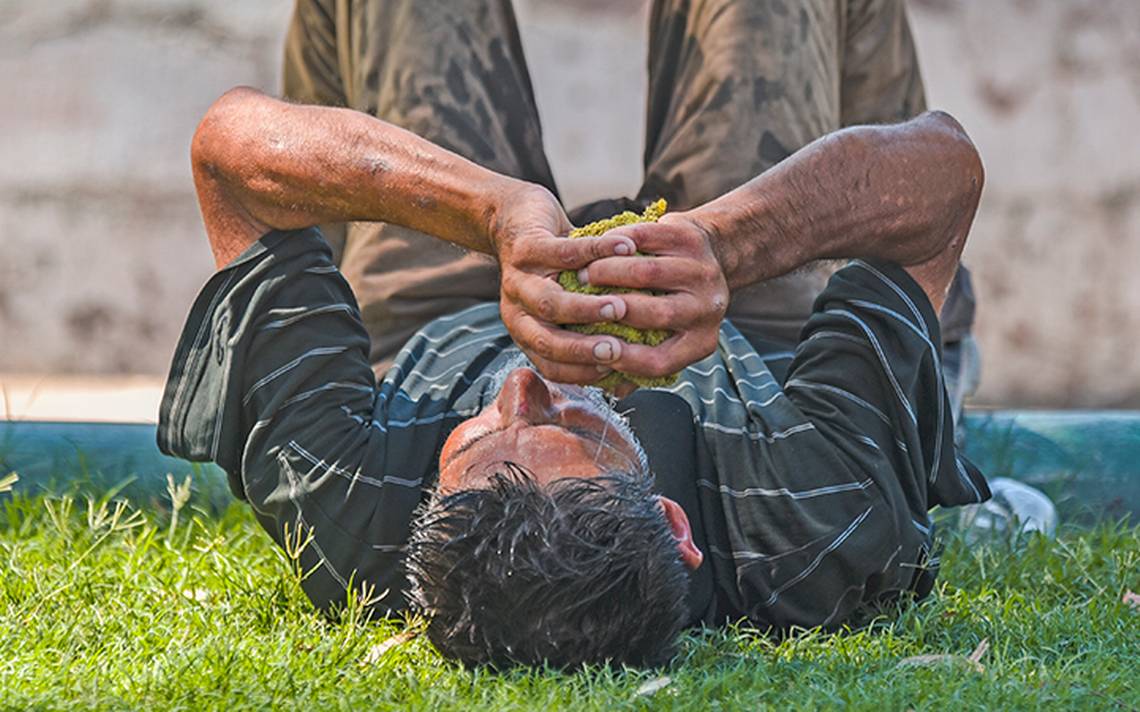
1, 0, 1138, 407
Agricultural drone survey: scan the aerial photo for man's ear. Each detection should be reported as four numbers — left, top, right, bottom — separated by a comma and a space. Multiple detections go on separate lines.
658, 497, 704, 570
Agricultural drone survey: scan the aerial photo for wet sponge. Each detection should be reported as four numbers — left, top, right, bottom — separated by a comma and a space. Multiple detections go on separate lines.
558, 199, 679, 391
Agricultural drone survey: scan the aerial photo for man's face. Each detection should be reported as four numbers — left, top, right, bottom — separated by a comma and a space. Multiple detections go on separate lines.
436, 363, 704, 571
438, 367, 647, 491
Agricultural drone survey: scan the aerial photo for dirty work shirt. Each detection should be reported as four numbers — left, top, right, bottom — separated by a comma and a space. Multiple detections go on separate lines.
157, 228, 988, 627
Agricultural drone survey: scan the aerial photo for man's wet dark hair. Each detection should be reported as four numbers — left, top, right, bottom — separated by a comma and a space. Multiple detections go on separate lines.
405, 465, 690, 669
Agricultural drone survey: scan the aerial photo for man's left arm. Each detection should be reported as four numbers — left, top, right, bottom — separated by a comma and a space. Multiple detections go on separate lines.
712, 258, 990, 628
572, 111, 983, 386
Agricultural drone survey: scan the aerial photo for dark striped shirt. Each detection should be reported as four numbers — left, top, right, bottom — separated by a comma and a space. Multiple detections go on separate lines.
158, 228, 988, 627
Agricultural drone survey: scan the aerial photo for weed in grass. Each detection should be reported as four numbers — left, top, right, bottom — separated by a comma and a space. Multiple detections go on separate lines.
0, 491, 1136, 710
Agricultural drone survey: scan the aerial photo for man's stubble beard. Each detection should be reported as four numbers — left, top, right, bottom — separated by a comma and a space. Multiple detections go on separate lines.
488, 352, 650, 476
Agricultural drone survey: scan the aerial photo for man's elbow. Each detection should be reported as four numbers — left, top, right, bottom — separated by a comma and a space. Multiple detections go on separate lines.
190, 86, 266, 183
926, 110, 985, 216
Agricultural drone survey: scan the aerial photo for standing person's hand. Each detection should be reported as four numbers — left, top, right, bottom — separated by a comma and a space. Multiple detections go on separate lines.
488, 183, 638, 384
573, 212, 730, 385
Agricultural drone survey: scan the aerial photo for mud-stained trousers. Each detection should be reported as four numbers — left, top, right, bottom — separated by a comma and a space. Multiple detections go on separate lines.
280, 0, 977, 422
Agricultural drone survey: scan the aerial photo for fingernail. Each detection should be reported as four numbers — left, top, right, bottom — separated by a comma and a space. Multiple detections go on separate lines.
596, 365, 612, 374
577, 268, 589, 285
614, 240, 634, 256
593, 340, 617, 362
599, 302, 617, 321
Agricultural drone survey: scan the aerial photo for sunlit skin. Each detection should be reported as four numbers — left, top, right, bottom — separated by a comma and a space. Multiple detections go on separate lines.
437, 368, 704, 570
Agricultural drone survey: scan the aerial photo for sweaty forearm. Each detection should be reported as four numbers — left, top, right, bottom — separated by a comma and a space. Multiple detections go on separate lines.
687, 111, 984, 291
191, 87, 519, 267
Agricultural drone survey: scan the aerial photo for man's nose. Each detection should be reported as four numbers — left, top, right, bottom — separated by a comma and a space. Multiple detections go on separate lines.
497, 368, 557, 426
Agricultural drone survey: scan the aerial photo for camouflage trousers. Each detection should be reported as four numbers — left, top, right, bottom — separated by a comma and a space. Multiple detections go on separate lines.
283, 0, 974, 411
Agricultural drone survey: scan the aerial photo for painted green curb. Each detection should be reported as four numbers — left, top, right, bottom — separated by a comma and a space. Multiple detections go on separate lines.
2, 411, 1139, 521
962, 410, 1140, 522
0, 421, 230, 513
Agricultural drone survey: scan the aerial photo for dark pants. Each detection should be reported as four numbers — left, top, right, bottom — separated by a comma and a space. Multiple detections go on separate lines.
282, 0, 974, 420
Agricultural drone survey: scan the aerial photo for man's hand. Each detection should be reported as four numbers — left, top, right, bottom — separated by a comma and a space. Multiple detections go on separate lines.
489, 183, 640, 385
574, 212, 730, 387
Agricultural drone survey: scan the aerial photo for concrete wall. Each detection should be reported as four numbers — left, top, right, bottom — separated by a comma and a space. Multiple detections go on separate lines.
1, 0, 1138, 407
911, 0, 1140, 408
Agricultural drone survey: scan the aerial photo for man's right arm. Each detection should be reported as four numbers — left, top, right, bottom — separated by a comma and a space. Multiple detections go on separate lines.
190, 87, 639, 383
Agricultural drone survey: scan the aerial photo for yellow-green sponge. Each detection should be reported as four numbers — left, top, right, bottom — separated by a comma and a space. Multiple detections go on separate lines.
558, 199, 678, 391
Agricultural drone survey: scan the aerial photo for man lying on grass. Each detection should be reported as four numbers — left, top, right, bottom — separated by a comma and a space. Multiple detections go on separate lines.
159, 87, 990, 669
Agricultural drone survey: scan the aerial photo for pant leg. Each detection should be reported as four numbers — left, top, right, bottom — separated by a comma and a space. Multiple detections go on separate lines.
942, 335, 981, 448
283, 0, 557, 373
940, 267, 981, 445
638, 0, 844, 346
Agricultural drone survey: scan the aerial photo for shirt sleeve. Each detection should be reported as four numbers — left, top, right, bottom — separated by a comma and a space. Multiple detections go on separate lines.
701, 259, 989, 630
776, 259, 988, 621
157, 229, 419, 616
840, 0, 927, 126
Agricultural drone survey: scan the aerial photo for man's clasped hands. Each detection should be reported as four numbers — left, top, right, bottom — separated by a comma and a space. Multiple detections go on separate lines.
489, 183, 731, 395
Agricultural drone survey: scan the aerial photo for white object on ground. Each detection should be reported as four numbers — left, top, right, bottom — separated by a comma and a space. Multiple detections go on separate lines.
959, 477, 1058, 540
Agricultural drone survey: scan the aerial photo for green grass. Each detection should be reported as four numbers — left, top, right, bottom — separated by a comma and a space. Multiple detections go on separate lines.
1, 489, 1136, 711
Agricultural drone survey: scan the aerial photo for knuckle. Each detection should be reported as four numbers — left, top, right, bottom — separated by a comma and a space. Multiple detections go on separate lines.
500, 304, 518, 325
541, 364, 573, 384
505, 238, 531, 265
526, 353, 551, 373
653, 359, 677, 378
556, 240, 579, 267
644, 352, 672, 378
591, 238, 610, 260
700, 260, 722, 284
535, 295, 558, 322
531, 333, 555, 360
632, 261, 660, 285
500, 272, 522, 298
673, 228, 694, 250
584, 263, 605, 284
685, 228, 706, 250
707, 297, 727, 320
654, 301, 679, 328
573, 339, 597, 362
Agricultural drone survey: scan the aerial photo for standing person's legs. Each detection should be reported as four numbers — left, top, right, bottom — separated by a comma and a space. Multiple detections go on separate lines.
284, 0, 558, 373
939, 267, 980, 442
636, 1, 983, 426
638, 0, 844, 347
